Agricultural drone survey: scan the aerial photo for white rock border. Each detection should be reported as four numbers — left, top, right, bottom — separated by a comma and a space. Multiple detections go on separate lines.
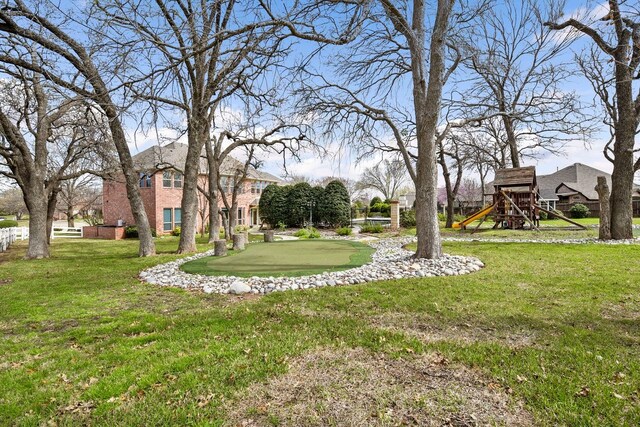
139, 237, 485, 295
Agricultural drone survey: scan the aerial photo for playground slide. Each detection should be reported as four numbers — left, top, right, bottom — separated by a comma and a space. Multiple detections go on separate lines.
452, 203, 496, 229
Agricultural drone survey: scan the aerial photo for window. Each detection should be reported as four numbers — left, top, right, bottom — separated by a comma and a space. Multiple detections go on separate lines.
163, 208, 173, 231
237, 208, 244, 225
174, 172, 182, 188
174, 208, 182, 228
163, 171, 172, 188
139, 172, 152, 188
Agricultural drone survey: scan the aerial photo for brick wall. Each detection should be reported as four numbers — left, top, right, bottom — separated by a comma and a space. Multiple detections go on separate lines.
83, 226, 126, 240
103, 175, 156, 229
103, 174, 266, 235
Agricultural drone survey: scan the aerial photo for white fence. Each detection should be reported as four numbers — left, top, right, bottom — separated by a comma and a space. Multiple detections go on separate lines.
15, 227, 29, 240
51, 226, 83, 239
0, 227, 83, 251
0, 227, 18, 253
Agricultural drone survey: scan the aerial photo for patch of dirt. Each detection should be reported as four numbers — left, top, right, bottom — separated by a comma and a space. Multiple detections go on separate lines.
38, 319, 80, 333
0, 277, 12, 285
370, 313, 538, 349
225, 347, 535, 427
601, 297, 640, 321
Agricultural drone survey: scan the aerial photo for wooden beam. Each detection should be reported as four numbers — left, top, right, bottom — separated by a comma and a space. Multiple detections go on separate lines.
534, 205, 587, 230
501, 191, 539, 231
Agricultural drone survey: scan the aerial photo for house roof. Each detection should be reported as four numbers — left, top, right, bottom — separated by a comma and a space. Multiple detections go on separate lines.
493, 166, 537, 188
132, 142, 281, 182
538, 163, 610, 201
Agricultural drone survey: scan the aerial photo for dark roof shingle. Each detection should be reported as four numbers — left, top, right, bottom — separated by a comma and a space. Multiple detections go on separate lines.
132, 142, 281, 182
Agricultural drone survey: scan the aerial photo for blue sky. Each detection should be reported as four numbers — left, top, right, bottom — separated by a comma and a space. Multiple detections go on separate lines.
114, 0, 630, 184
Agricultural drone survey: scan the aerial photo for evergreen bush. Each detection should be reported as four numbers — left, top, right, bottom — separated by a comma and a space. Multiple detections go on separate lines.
569, 203, 590, 219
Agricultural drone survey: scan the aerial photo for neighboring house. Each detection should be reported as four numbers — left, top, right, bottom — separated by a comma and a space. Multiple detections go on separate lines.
537, 163, 640, 216
103, 142, 281, 234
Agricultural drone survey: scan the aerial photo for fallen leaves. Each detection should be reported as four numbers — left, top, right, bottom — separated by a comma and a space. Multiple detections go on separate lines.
575, 386, 590, 397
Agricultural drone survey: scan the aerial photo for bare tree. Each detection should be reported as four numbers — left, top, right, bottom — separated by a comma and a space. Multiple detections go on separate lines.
437, 132, 466, 228
0, 187, 26, 219
57, 174, 101, 227
0, 1, 156, 256
459, 0, 595, 168
202, 115, 306, 243
0, 68, 105, 258
294, 1, 489, 259
94, 0, 301, 253
355, 158, 407, 200
217, 147, 257, 239
546, 1, 640, 239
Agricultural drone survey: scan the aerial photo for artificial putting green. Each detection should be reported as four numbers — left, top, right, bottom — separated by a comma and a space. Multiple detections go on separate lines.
181, 239, 375, 277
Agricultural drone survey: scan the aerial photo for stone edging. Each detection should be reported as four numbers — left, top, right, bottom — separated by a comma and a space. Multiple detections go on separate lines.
139, 237, 484, 295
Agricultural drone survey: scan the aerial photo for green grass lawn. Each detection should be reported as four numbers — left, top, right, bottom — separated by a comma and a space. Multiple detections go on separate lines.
181, 240, 374, 277
0, 238, 639, 425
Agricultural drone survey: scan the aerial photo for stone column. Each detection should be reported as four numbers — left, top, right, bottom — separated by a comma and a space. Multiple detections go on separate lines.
390, 200, 400, 230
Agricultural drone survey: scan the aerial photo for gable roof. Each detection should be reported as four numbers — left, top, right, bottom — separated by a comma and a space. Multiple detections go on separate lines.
132, 142, 281, 182
538, 163, 609, 201
493, 166, 537, 188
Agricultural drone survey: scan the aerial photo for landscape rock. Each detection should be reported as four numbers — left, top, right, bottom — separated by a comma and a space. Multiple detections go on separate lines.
229, 281, 251, 294
140, 234, 640, 296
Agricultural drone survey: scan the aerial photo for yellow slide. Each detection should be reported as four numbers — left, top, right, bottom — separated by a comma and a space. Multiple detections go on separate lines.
452, 203, 496, 229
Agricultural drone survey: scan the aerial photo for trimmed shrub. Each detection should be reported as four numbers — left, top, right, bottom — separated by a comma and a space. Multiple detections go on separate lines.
318, 180, 350, 227
369, 196, 382, 208
124, 226, 157, 238
124, 226, 138, 238
400, 210, 416, 228
569, 203, 590, 219
287, 182, 313, 227
336, 226, 352, 236
370, 201, 391, 215
171, 226, 181, 236
259, 184, 290, 227
360, 223, 383, 233
0, 219, 19, 228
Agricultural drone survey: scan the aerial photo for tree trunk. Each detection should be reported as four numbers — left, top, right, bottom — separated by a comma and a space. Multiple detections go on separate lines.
609, 60, 635, 240
227, 201, 238, 240
232, 233, 245, 251
445, 195, 455, 228
46, 188, 59, 245
178, 117, 209, 254
205, 142, 221, 243
102, 103, 156, 256
264, 230, 275, 242
411, 0, 450, 259
502, 116, 521, 168
214, 239, 227, 256
25, 189, 50, 259
66, 204, 74, 227
595, 176, 611, 240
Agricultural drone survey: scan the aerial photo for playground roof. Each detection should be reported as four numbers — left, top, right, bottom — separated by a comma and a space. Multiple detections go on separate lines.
493, 166, 537, 188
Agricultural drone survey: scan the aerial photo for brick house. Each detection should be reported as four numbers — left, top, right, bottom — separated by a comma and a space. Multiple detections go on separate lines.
102, 142, 281, 235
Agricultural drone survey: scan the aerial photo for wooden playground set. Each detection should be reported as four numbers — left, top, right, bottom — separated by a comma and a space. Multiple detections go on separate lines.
452, 166, 587, 232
